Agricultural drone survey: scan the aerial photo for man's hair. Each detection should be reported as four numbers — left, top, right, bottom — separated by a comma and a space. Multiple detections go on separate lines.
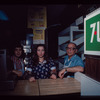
12, 42, 24, 58
14, 43, 23, 50
67, 42, 77, 49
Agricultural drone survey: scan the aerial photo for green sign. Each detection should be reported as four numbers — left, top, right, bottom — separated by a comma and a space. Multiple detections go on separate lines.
84, 8, 100, 55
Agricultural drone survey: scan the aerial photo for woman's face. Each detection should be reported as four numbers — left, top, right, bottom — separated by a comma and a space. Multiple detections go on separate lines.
37, 46, 45, 58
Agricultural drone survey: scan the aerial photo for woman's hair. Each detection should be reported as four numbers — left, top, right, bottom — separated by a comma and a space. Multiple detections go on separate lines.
33, 44, 49, 65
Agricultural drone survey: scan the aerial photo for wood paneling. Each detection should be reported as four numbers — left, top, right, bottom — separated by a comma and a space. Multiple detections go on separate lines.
85, 56, 100, 82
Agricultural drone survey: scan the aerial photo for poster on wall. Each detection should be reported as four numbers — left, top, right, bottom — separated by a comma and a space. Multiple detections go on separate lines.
84, 7, 100, 56
27, 6, 47, 44
33, 29, 45, 44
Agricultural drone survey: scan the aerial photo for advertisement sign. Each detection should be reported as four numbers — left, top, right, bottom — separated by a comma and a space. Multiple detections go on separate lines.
84, 7, 100, 56
33, 29, 45, 44
27, 6, 47, 44
27, 7, 47, 28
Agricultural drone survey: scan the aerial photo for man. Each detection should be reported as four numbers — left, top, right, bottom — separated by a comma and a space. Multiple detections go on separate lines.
11, 43, 25, 79
58, 42, 84, 78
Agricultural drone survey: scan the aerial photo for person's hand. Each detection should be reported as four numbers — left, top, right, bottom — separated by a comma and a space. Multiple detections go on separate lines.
29, 77, 36, 82
50, 74, 57, 79
58, 69, 66, 79
17, 71, 23, 77
12, 70, 22, 77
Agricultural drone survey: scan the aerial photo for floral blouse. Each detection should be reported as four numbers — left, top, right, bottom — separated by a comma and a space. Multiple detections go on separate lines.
29, 58, 56, 79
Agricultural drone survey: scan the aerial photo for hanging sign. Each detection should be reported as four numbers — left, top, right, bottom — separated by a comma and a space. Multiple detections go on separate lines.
84, 7, 100, 56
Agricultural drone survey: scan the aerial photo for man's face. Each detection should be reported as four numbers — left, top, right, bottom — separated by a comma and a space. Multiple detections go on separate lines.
14, 47, 22, 58
66, 43, 77, 58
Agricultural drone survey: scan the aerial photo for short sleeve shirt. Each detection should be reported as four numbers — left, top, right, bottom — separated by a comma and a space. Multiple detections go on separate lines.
63, 54, 84, 78
64, 54, 84, 68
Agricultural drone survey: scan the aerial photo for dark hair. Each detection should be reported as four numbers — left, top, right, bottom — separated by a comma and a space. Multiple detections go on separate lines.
12, 43, 24, 58
33, 44, 49, 65
14, 43, 23, 50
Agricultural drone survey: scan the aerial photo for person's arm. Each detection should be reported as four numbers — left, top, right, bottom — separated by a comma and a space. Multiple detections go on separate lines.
26, 59, 36, 82
58, 66, 84, 79
50, 68, 57, 79
29, 77, 36, 82
23, 70, 36, 81
28, 68, 36, 82
49, 58, 57, 79
65, 66, 84, 72
12, 70, 23, 77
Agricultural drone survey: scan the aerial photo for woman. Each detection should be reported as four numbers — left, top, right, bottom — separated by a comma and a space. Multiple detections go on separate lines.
29, 44, 57, 82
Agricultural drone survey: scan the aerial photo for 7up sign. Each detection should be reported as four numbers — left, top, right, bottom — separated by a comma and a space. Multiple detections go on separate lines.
84, 7, 100, 56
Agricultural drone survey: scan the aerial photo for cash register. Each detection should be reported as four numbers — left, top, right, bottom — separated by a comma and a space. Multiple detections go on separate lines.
0, 49, 18, 91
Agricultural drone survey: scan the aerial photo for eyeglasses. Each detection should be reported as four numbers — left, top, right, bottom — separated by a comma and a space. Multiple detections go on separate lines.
66, 47, 76, 51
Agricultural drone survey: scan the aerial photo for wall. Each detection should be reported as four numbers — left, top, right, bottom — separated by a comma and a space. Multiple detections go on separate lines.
85, 56, 100, 82
75, 72, 100, 96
